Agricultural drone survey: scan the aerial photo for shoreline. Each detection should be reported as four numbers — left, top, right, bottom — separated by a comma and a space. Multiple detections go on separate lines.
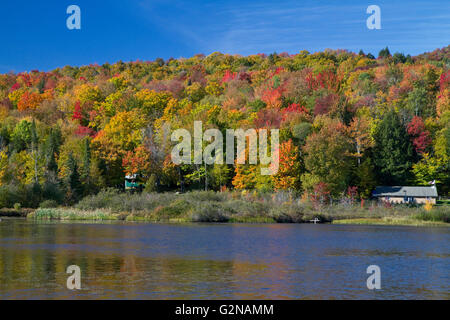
2, 190, 448, 227
24, 208, 450, 227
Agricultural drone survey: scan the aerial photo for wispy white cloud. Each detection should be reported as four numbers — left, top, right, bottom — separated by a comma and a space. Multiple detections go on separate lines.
134, 0, 450, 56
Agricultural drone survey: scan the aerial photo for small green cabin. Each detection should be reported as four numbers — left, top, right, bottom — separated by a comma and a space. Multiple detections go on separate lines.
125, 174, 143, 191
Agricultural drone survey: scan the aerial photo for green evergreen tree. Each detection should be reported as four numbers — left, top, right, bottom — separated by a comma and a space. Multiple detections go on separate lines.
81, 138, 93, 195
378, 47, 391, 58
30, 119, 39, 184
28, 182, 42, 208
393, 52, 406, 64
46, 128, 61, 173
82, 138, 91, 179
405, 54, 413, 64
66, 152, 83, 203
30, 120, 38, 149
373, 110, 414, 185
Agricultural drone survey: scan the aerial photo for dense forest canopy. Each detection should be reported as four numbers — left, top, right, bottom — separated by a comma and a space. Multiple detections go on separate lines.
0, 46, 449, 208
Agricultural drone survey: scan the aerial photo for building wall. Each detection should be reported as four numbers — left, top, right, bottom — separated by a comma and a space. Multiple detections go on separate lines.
378, 196, 436, 204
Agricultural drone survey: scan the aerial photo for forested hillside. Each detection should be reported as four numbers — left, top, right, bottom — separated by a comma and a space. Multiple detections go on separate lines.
0, 46, 449, 208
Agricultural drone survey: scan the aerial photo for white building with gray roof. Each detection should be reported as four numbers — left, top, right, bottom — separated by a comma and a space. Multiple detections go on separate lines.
372, 186, 438, 204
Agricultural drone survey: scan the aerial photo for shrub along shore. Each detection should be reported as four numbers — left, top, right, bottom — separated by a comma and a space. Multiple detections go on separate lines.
24, 190, 450, 226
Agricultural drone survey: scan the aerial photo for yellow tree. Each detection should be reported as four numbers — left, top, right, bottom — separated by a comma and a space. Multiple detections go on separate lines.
135, 89, 172, 119
232, 164, 257, 190
348, 116, 374, 165
92, 109, 147, 163
73, 84, 102, 104
0, 150, 8, 184
9, 151, 40, 185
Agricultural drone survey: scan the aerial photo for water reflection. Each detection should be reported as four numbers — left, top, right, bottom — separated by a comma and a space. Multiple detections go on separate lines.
0, 219, 448, 299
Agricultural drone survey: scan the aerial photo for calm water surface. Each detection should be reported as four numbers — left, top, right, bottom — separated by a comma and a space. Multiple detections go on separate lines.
0, 218, 448, 299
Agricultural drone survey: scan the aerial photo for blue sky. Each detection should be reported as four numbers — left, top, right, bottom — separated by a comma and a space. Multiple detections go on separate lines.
0, 0, 449, 72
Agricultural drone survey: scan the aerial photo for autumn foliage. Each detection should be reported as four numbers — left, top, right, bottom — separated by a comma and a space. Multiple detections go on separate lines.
0, 45, 448, 207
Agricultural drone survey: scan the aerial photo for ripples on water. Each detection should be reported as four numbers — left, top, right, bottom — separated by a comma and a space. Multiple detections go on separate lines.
0, 219, 448, 299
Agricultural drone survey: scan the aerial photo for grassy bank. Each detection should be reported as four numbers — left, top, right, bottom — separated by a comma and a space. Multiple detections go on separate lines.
25, 189, 450, 226
332, 216, 449, 227
0, 208, 34, 217
27, 208, 120, 221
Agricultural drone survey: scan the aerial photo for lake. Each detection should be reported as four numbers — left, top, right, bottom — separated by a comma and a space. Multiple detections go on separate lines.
0, 218, 448, 299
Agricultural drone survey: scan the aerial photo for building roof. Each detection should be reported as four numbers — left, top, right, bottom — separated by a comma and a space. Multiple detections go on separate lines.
372, 186, 438, 198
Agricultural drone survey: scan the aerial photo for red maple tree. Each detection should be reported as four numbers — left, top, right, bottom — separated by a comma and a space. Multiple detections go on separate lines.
407, 116, 432, 154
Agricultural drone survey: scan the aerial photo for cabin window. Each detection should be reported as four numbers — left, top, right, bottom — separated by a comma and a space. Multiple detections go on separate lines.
404, 196, 414, 203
